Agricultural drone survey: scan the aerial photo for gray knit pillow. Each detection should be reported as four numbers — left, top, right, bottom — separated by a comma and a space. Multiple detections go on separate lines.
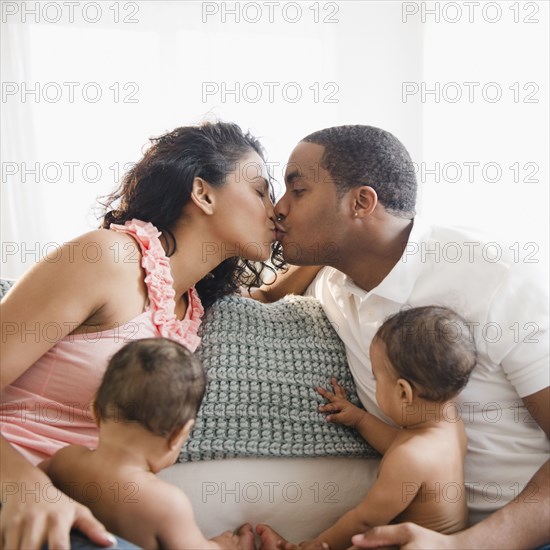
0, 279, 15, 300
179, 295, 378, 461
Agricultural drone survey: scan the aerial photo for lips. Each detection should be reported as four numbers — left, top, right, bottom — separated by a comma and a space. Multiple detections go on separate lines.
274, 223, 286, 241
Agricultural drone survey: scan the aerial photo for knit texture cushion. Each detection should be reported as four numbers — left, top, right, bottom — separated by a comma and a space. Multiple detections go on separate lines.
0, 279, 377, 461
179, 295, 378, 461
0, 278, 15, 300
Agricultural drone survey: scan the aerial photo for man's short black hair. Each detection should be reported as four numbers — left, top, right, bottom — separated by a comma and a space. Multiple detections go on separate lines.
302, 125, 417, 219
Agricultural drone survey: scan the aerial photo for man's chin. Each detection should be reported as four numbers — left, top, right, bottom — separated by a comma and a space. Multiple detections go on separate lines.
281, 246, 315, 266
280, 237, 341, 265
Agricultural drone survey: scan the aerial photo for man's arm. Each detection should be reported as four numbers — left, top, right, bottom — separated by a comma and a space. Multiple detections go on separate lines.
353, 387, 550, 550
523, 386, 549, 437
246, 265, 322, 302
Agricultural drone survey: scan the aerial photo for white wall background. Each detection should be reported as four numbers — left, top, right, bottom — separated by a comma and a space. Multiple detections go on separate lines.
1, 1, 548, 283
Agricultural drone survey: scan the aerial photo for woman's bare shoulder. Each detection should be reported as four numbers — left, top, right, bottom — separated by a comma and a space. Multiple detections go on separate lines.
58, 228, 141, 270
0, 228, 146, 387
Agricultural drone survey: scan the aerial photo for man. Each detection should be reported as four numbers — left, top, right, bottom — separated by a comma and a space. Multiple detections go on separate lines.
271, 125, 549, 549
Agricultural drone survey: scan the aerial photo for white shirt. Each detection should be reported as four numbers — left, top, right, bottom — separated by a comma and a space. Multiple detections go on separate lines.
306, 216, 549, 524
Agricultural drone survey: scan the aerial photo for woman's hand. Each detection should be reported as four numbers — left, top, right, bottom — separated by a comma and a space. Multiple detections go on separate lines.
0, 440, 115, 550
1, 484, 116, 550
317, 378, 367, 429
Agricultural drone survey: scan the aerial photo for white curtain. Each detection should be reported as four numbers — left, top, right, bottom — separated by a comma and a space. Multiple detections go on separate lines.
1, 1, 548, 281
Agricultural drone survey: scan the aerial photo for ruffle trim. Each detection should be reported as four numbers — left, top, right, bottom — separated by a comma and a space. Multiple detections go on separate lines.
109, 219, 204, 352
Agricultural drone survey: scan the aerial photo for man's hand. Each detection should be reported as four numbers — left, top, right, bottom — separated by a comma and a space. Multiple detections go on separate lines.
351, 523, 453, 550
317, 378, 367, 429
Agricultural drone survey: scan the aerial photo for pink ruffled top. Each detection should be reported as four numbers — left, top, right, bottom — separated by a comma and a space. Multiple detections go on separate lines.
109, 219, 204, 351
0, 219, 204, 464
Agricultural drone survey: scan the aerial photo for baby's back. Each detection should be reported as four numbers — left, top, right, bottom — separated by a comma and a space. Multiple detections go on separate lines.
49, 445, 161, 549
390, 419, 469, 534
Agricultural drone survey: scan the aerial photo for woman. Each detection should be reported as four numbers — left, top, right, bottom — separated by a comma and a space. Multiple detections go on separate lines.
0, 121, 280, 549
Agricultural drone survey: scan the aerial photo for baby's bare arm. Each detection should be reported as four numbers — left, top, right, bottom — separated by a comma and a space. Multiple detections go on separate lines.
37, 458, 51, 474
154, 482, 254, 550
312, 443, 425, 550
317, 378, 399, 454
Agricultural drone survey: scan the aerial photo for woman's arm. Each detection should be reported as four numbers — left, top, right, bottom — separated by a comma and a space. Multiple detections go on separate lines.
247, 265, 322, 303
0, 436, 115, 550
1, 230, 135, 549
1, 230, 129, 387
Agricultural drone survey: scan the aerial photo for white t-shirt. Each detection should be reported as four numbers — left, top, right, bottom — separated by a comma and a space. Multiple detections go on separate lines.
306, 216, 549, 524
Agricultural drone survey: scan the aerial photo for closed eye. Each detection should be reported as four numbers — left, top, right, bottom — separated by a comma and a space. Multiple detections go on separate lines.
292, 189, 305, 196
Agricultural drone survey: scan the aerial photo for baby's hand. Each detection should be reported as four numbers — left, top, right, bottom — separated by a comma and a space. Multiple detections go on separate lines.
316, 378, 366, 428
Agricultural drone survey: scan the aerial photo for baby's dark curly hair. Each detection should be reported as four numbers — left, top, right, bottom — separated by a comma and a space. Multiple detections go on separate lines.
374, 306, 478, 402
95, 338, 205, 439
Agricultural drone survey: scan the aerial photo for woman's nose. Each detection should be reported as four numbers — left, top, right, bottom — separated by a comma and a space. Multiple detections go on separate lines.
265, 198, 275, 220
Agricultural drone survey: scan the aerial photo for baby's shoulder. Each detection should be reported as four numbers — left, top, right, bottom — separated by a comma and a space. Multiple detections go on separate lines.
48, 445, 94, 488
136, 476, 192, 518
384, 426, 454, 469
51, 444, 91, 465
381, 435, 430, 475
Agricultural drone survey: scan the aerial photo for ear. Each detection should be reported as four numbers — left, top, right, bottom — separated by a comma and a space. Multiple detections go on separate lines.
190, 177, 215, 215
397, 378, 414, 404
168, 419, 195, 450
351, 185, 377, 219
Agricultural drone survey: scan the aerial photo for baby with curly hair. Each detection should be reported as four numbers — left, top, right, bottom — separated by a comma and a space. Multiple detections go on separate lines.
45, 338, 254, 550
258, 306, 478, 550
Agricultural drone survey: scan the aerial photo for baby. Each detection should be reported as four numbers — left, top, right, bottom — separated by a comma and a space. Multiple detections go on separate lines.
46, 337, 254, 550
257, 306, 477, 550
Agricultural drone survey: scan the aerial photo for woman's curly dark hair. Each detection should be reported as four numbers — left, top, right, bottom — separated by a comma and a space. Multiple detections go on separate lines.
99, 121, 285, 308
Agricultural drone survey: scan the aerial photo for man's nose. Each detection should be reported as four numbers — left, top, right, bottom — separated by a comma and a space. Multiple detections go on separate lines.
274, 193, 288, 220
